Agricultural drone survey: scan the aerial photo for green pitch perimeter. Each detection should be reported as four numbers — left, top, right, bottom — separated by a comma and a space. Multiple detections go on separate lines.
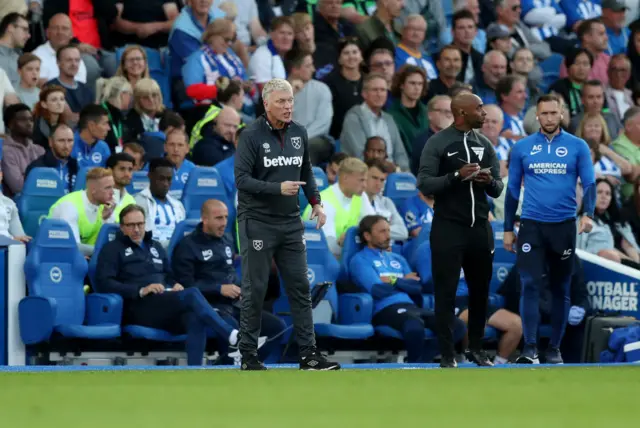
1, 367, 637, 427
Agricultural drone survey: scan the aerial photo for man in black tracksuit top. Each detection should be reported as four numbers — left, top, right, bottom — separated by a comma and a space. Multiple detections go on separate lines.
171, 200, 287, 364
234, 78, 340, 371
417, 93, 504, 368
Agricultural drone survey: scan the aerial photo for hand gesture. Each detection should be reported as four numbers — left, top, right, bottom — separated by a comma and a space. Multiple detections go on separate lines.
221, 284, 242, 299
578, 215, 593, 234
102, 200, 116, 220
503, 231, 516, 253
405, 272, 420, 281
473, 171, 493, 185
309, 204, 326, 229
281, 181, 306, 196
172, 283, 184, 292
459, 163, 480, 179
14, 235, 32, 244
141, 283, 165, 297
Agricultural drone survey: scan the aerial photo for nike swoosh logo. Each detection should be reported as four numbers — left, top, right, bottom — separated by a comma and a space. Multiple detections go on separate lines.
447, 151, 458, 157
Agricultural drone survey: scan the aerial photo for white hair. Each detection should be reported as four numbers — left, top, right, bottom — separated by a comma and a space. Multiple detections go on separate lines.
404, 14, 425, 27
262, 78, 293, 102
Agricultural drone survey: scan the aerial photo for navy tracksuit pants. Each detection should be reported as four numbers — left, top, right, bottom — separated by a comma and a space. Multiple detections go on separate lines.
125, 288, 235, 365
517, 219, 576, 349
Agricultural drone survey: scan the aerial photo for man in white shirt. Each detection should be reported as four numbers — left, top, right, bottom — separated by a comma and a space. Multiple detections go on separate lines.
248, 16, 294, 92
32, 14, 89, 85
365, 159, 408, 242
303, 157, 374, 258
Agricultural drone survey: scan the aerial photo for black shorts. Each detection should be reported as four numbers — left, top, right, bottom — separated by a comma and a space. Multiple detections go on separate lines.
455, 296, 500, 319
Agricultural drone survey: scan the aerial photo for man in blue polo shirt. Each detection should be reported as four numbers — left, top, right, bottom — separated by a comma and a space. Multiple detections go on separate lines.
72, 105, 112, 169
504, 93, 595, 364
350, 215, 466, 363
165, 129, 195, 200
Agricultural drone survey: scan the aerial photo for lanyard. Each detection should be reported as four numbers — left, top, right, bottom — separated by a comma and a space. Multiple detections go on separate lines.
102, 103, 122, 147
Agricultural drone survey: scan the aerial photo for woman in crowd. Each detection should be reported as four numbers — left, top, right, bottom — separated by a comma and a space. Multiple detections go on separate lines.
32, 85, 70, 149
124, 78, 167, 142
324, 37, 363, 139
115, 46, 150, 91
577, 113, 633, 186
578, 178, 640, 269
182, 18, 246, 106
97, 76, 133, 154
216, 77, 252, 124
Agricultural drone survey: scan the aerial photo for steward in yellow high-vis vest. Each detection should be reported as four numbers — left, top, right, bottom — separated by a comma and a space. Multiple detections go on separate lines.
48, 167, 118, 257
302, 158, 374, 257
189, 104, 246, 151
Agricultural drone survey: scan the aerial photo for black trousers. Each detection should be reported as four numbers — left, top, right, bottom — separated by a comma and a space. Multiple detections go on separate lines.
430, 217, 494, 358
238, 217, 316, 356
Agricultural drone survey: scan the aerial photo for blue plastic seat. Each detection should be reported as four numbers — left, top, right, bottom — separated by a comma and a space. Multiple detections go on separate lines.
181, 167, 233, 232
88, 224, 121, 287
18, 219, 121, 344
299, 166, 330, 213
384, 172, 418, 208
126, 171, 150, 195
166, 219, 200, 263
338, 226, 361, 283
17, 168, 66, 237
273, 223, 374, 341
73, 166, 94, 191
491, 221, 516, 264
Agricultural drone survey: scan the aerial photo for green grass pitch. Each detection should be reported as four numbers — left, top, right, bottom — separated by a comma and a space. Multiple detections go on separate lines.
1, 367, 638, 427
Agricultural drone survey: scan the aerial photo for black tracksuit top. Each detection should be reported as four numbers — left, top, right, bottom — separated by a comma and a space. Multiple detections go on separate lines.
417, 125, 504, 227
235, 115, 320, 224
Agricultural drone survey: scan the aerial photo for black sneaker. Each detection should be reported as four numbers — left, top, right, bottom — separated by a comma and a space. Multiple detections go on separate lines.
465, 349, 494, 367
240, 354, 267, 371
516, 345, 540, 364
299, 350, 341, 371
439, 356, 458, 368
544, 347, 564, 365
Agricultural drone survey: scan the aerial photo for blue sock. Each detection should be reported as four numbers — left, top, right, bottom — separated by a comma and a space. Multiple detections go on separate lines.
184, 313, 207, 366
180, 288, 234, 340
550, 278, 571, 349
402, 318, 425, 363
519, 275, 540, 347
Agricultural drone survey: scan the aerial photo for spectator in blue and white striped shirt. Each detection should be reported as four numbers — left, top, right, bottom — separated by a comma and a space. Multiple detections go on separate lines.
496, 74, 528, 141
520, 0, 572, 53
480, 104, 513, 178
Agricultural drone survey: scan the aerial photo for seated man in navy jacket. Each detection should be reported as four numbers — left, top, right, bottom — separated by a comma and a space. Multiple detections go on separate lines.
95, 204, 241, 366
172, 199, 279, 366
349, 215, 466, 363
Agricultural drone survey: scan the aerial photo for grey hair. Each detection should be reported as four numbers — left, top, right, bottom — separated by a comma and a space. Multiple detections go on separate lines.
262, 78, 293, 102
404, 14, 425, 26
623, 106, 640, 124
494, 0, 508, 8
97, 76, 132, 106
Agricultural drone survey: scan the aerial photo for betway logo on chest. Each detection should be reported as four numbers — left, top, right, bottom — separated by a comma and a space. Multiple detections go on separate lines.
264, 156, 303, 168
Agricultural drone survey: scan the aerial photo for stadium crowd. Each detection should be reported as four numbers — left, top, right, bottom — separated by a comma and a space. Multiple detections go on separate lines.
2, 0, 640, 365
